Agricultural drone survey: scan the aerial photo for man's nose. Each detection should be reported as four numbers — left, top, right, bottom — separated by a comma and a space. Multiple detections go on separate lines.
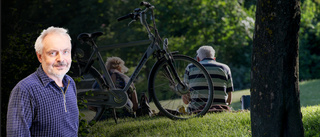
56, 52, 64, 61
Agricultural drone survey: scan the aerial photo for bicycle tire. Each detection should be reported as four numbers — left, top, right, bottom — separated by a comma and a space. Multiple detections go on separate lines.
148, 55, 214, 120
77, 66, 106, 123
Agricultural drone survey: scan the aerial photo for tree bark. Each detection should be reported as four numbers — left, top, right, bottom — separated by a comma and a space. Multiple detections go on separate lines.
251, 0, 304, 136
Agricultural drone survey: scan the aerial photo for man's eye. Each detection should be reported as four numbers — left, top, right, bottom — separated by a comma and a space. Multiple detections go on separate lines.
48, 52, 57, 56
63, 50, 70, 55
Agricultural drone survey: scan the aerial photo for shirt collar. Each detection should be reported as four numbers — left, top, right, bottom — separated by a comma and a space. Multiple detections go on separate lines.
36, 65, 70, 87
202, 58, 215, 61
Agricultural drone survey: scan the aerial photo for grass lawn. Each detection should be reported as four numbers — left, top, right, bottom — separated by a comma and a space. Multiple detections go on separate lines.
229, 79, 320, 110
300, 79, 320, 107
87, 106, 319, 137
229, 89, 250, 110
83, 79, 320, 137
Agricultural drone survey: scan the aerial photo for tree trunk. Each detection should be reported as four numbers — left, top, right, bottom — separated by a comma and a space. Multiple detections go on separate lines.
250, 0, 304, 136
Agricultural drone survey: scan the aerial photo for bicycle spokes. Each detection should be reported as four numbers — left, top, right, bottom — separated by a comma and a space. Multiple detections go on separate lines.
149, 55, 214, 120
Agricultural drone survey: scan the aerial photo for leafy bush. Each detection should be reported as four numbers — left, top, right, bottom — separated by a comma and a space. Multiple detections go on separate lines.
302, 105, 320, 137
1, 32, 40, 136
299, 0, 320, 80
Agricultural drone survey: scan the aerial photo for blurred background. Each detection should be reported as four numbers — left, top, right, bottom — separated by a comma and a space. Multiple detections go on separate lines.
2, 0, 320, 136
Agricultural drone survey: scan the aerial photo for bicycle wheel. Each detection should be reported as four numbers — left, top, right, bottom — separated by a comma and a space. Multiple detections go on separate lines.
149, 55, 214, 120
76, 67, 106, 123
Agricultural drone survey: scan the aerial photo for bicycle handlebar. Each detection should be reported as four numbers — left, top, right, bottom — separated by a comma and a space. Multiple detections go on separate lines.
117, 13, 134, 21
117, 1, 154, 22
140, 1, 153, 8
117, 1, 161, 47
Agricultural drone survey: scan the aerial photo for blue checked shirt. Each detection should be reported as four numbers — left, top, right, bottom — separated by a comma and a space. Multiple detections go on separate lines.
7, 65, 79, 137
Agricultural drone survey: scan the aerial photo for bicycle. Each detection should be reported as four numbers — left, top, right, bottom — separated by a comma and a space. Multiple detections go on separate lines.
74, 1, 214, 123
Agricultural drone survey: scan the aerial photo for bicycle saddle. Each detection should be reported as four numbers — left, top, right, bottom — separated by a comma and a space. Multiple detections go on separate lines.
77, 32, 103, 43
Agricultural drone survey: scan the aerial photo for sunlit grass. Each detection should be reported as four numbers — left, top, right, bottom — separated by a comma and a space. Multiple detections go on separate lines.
85, 79, 320, 137
229, 89, 250, 110
300, 79, 320, 107
88, 111, 251, 137
230, 79, 320, 110
87, 105, 320, 137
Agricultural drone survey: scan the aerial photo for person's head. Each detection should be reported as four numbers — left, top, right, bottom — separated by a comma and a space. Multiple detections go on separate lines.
196, 45, 216, 61
105, 57, 129, 73
35, 26, 72, 80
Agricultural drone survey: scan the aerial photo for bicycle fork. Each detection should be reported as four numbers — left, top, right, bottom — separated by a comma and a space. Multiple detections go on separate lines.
161, 38, 189, 95
162, 59, 189, 96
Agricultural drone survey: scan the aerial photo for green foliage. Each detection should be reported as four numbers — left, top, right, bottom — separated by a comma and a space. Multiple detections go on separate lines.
3, 0, 320, 136
302, 106, 320, 137
299, 0, 320, 80
92, 0, 255, 90
1, 31, 40, 136
77, 90, 97, 136
77, 98, 91, 137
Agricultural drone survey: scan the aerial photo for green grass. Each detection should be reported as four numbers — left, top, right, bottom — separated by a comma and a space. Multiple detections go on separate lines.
229, 89, 250, 110
84, 79, 320, 137
300, 79, 320, 107
87, 106, 320, 137
88, 111, 251, 137
229, 79, 320, 110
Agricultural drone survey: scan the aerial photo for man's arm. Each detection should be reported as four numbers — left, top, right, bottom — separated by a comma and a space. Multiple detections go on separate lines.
225, 65, 234, 105
7, 85, 32, 137
226, 92, 232, 105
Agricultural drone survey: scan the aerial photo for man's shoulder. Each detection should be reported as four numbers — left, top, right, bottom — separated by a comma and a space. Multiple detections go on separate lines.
12, 72, 41, 94
202, 60, 229, 67
19, 72, 41, 86
214, 61, 230, 69
202, 61, 231, 72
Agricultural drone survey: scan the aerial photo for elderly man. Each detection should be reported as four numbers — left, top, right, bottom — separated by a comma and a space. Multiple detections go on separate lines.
183, 45, 234, 112
7, 26, 79, 136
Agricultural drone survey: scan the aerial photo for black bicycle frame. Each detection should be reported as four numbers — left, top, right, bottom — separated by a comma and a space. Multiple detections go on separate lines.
82, 3, 184, 99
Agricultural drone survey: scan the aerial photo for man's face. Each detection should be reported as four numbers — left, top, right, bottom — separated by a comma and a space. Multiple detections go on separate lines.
37, 33, 72, 80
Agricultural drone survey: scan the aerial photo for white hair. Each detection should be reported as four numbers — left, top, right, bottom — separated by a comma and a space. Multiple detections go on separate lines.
105, 57, 129, 73
196, 45, 215, 60
34, 26, 71, 54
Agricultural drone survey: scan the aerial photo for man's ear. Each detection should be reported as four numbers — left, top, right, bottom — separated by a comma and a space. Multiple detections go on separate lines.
197, 56, 200, 62
36, 52, 43, 63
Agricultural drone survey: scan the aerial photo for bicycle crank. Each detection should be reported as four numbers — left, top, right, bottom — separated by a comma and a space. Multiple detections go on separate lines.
108, 89, 128, 108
